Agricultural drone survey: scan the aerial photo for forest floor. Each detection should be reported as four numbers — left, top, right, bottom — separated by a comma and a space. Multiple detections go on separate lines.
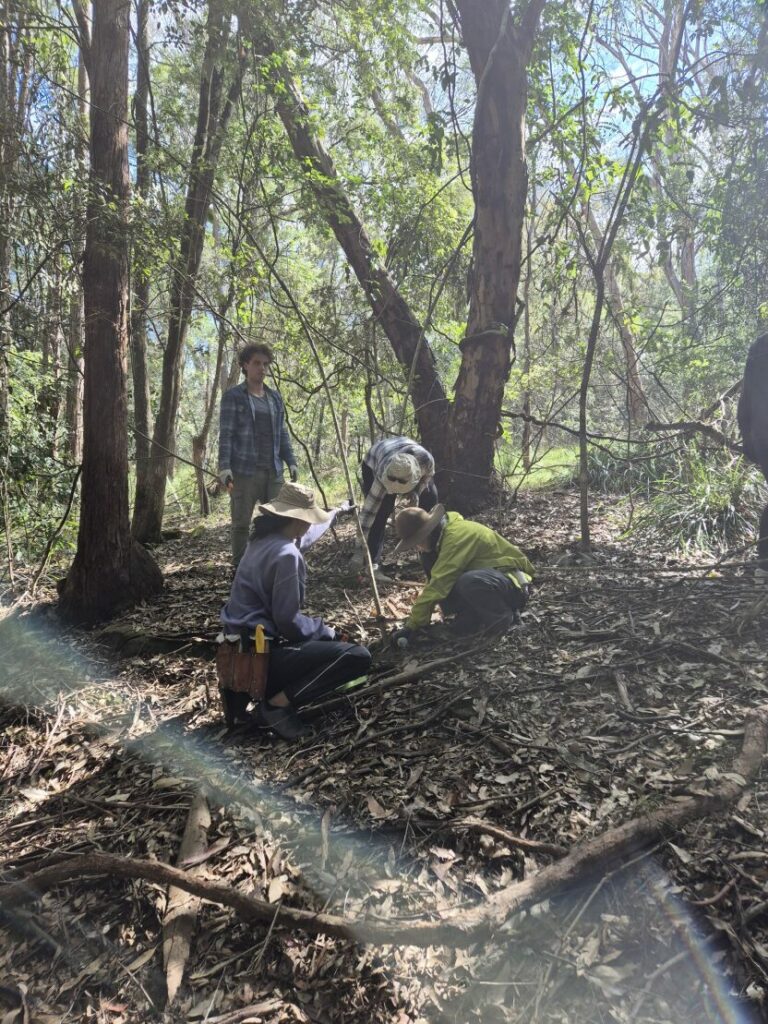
2, 487, 768, 1024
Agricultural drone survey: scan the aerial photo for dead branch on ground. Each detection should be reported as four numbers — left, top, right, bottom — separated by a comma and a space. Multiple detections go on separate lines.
3, 707, 766, 948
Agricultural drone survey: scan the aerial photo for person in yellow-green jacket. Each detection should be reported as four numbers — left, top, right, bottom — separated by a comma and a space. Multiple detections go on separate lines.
390, 505, 534, 647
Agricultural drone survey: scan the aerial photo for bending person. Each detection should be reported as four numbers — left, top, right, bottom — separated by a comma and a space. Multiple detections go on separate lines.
355, 436, 437, 571
221, 483, 370, 740
390, 505, 534, 646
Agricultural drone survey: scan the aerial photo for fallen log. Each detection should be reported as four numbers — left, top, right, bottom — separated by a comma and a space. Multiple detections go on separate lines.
2, 706, 766, 948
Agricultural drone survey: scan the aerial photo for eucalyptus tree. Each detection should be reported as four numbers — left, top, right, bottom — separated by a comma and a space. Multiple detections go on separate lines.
59, 0, 161, 622
132, 0, 246, 544
237, 0, 548, 507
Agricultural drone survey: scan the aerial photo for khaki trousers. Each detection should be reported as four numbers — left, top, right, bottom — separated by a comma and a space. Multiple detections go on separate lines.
230, 469, 282, 564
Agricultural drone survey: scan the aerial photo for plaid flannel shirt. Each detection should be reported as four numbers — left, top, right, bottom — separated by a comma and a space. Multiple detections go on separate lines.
358, 437, 435, 539
218, 382, 296, 477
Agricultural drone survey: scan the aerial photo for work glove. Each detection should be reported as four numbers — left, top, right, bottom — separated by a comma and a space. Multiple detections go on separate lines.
289, 465, 299, 482
219, 469, 234, 492
390, 627, 412, 650
323, 627, 350, 642
336, 499, 357, 518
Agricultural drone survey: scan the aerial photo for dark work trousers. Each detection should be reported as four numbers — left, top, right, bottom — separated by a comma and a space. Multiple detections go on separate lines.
360, 461, 439, 562
440, 569, 528, 637
266, 641, 371, 708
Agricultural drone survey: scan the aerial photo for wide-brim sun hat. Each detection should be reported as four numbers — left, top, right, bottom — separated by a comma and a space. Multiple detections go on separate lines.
258, 482, 332, 525
382, 452, 421, 495
394, 504, 446, 553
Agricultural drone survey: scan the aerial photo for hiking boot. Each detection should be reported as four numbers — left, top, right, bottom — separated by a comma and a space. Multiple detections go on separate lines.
254, 700, 311, 740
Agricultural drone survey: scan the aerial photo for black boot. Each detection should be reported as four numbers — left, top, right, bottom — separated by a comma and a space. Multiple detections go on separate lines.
254, 700, 311, 740
219, 689, 251, 727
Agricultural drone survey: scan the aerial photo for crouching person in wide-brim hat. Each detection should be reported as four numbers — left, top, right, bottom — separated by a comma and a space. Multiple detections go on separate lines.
390, 505, 535, 650
220, 482, 370, 740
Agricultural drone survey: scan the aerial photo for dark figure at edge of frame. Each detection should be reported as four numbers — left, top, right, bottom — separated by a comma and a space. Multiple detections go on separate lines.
220, 482, 370, 740
390, 505, 535, 649
738, 333, 768, 577
218, 342, 299, 566
353, 436, 438, 575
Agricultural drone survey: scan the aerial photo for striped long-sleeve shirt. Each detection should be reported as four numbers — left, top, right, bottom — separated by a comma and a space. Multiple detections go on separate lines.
358, 437, 435, 539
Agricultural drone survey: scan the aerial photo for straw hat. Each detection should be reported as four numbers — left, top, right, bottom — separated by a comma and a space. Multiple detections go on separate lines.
394, 504, 446, 553
258, 482, 332, 525
382, 452, 421, 494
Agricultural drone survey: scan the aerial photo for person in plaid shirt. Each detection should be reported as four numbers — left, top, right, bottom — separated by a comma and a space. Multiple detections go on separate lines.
353, 436, 438, 574
218, 342, 298, 565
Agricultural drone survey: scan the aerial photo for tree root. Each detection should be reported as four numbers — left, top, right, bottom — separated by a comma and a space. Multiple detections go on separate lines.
2, 706, 767, 948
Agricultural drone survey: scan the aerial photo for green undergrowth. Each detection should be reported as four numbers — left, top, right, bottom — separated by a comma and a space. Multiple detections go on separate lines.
500, 445, 579, 490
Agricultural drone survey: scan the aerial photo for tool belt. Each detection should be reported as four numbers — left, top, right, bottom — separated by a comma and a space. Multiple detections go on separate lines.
215, 627, 269, 700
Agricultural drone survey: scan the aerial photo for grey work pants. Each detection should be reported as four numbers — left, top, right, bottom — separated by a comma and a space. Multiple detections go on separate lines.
230, 469, 282, 564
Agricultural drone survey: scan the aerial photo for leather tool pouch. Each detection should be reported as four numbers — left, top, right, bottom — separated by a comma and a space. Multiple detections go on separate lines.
216, 637, 269, 700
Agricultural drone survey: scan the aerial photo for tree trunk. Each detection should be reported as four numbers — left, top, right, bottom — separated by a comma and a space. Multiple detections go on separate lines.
192, 269, 232, 516
130, 0, 154, 532
520, 179, 536, 472
241, 14, 449, 453
132, 0, 244, 543
444, 0, 546, 509
0, 7, 31, 513
59, 0, 161, 624
65, 287, 84, 464
64, 53, 87, 464
584, 205, 647, 426
39, 267, 63, 450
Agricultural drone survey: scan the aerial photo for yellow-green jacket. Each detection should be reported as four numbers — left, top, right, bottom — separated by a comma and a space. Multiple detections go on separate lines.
407, 512, 535, 629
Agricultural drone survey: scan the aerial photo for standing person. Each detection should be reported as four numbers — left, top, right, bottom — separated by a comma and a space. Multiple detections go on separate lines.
354, 436, 437, 572
220, 483, 371, 740
218, 342, 298, 565
390, 506, 534, 646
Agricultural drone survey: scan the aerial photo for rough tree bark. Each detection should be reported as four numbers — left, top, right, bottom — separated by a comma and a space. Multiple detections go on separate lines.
131, 0, 245, 543
444, 0, 547, 508
59, 0, 162, 624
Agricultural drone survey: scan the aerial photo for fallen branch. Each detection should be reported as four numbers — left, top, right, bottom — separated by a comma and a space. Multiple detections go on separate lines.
3, 707, 767, 947
163, 791, 210, 1005
644, 418, 743, 455
307, 645, 484, 715
455, 818, 567, 859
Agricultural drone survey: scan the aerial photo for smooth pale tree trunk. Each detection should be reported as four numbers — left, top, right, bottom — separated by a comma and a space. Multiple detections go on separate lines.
444, 0, 546, 509
65, 289, 84, 463
521, 212, 534, 472
130, 0, 154, 528
132, 0, 244, 543
59, 0, 161, 624
64, 55, 87, 464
